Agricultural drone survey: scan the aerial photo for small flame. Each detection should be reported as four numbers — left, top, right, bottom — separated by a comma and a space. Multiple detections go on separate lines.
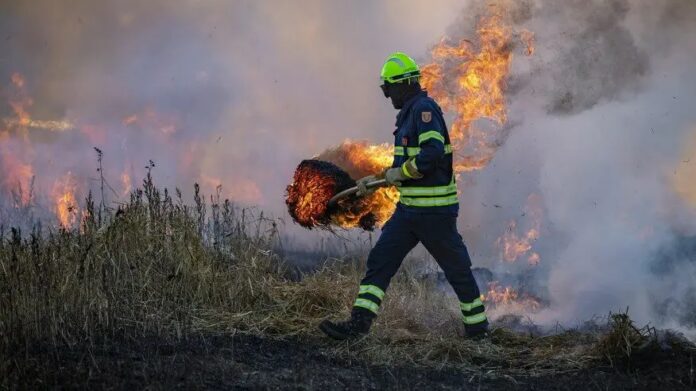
2, 118, 74, 132
121, 170, 132, 198
122, 115, 138, 126
122, 108, 178, 135
2, 72, 74, 133
8, 73, 33, 129
53, 172, 80, 229
0, 150, 34, 206
519, 29, 535, 56
482, 281, 542, 313
495, 193, 543, 266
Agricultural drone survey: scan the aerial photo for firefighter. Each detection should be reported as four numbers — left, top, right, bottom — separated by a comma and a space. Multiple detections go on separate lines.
319, 52, 489, 340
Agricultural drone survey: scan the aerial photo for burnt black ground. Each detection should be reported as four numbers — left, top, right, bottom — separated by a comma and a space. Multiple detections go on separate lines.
4, 332, 694, 390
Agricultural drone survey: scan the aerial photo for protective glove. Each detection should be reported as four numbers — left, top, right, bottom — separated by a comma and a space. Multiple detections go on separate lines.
384, 167, 409, 187
385, 158, 423, 187
356, 175, 378, 197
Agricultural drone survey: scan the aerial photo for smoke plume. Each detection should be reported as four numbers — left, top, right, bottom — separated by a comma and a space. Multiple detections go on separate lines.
453, 0, 696, 331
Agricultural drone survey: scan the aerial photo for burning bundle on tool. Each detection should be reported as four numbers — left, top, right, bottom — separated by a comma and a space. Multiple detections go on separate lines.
285, 159, 354, 229
285, 159, 388, 231
285, 141, 400, 230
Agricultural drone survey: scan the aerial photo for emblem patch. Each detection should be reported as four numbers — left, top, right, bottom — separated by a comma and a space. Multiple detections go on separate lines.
421, 111, 432, 123
402, 137, 408, 146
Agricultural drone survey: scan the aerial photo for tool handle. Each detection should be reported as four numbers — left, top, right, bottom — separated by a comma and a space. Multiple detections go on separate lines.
328, 179, 387, 207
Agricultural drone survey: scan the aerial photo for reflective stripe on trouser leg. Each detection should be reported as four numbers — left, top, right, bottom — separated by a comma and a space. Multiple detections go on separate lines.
355, 209, 419, 316
460, 297, 487, 325
409, 213, 487, 329
353, 284, 386, 314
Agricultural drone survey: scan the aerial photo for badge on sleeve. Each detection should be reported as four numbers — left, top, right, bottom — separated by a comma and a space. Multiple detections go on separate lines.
421, 111, 432, 123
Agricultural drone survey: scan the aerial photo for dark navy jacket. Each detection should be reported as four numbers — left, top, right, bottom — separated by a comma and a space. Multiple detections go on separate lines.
392, 90, 458, 215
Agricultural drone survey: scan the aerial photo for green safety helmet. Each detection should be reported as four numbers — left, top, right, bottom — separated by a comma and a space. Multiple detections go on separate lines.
380, 52, 420, 84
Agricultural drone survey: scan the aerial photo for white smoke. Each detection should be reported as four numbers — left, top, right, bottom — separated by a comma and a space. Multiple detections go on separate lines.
454, 0, 696, 330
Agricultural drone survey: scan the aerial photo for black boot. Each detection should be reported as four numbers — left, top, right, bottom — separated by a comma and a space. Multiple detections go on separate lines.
319, 310, 373, 340
465, 321, 490, 340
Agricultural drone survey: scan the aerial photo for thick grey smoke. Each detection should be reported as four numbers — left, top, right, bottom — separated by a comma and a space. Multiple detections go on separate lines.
530, 0, 650, 114
453, 0, 696, 332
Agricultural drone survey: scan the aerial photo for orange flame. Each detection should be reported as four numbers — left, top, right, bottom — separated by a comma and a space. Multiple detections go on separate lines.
421, 11, 514, 172
495, 193, 543, 266
316, 140, 398, 228
482, 281, 542, 312
1, 73, 35, 206
8, 73, 33, 129
519, 29, 535, 56
3, 73, 73, 133
2, 118, 74, 132
333, 187, 399, 229
317, 141, 393, 179
0, 150, 34, 206
122, 108, 178, 135
121, 170, 133, 198
53, 172, 80, 229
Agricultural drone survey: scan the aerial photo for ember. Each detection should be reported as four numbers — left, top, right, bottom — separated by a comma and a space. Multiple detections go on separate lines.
285, 159, 393, 231
285, 159, 355, 229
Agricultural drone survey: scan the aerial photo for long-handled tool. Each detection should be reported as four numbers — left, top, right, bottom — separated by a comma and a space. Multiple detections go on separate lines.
327, 179, 387, 208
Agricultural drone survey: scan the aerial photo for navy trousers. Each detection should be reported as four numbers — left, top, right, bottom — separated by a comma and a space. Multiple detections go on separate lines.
354, 206, 488, 332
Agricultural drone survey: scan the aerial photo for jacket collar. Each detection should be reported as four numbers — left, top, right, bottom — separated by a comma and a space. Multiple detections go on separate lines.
395, 90, 427, 130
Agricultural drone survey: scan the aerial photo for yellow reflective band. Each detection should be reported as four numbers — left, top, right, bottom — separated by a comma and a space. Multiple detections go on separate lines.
393, 144, 453, 157
359, 285, 385, 300
401, 158, 422, 179
409, 157, 419, 172
460, 298, 484, 312
399, 194, 459, 207
354, 298, 379, 314
398, 183, 457, 197
463, 312, 488, 325
418, 131, 445, 144
401, 162, 414, 178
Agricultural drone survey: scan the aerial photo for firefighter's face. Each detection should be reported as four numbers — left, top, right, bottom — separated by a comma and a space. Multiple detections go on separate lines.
380, 83, 390, 98
381, 81, 413, 110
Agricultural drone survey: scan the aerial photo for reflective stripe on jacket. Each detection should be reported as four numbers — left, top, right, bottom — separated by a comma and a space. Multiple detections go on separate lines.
391, 91, 458, 214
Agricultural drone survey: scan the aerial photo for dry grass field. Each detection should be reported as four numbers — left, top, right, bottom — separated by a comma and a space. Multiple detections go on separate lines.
1, 176, 694, 389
